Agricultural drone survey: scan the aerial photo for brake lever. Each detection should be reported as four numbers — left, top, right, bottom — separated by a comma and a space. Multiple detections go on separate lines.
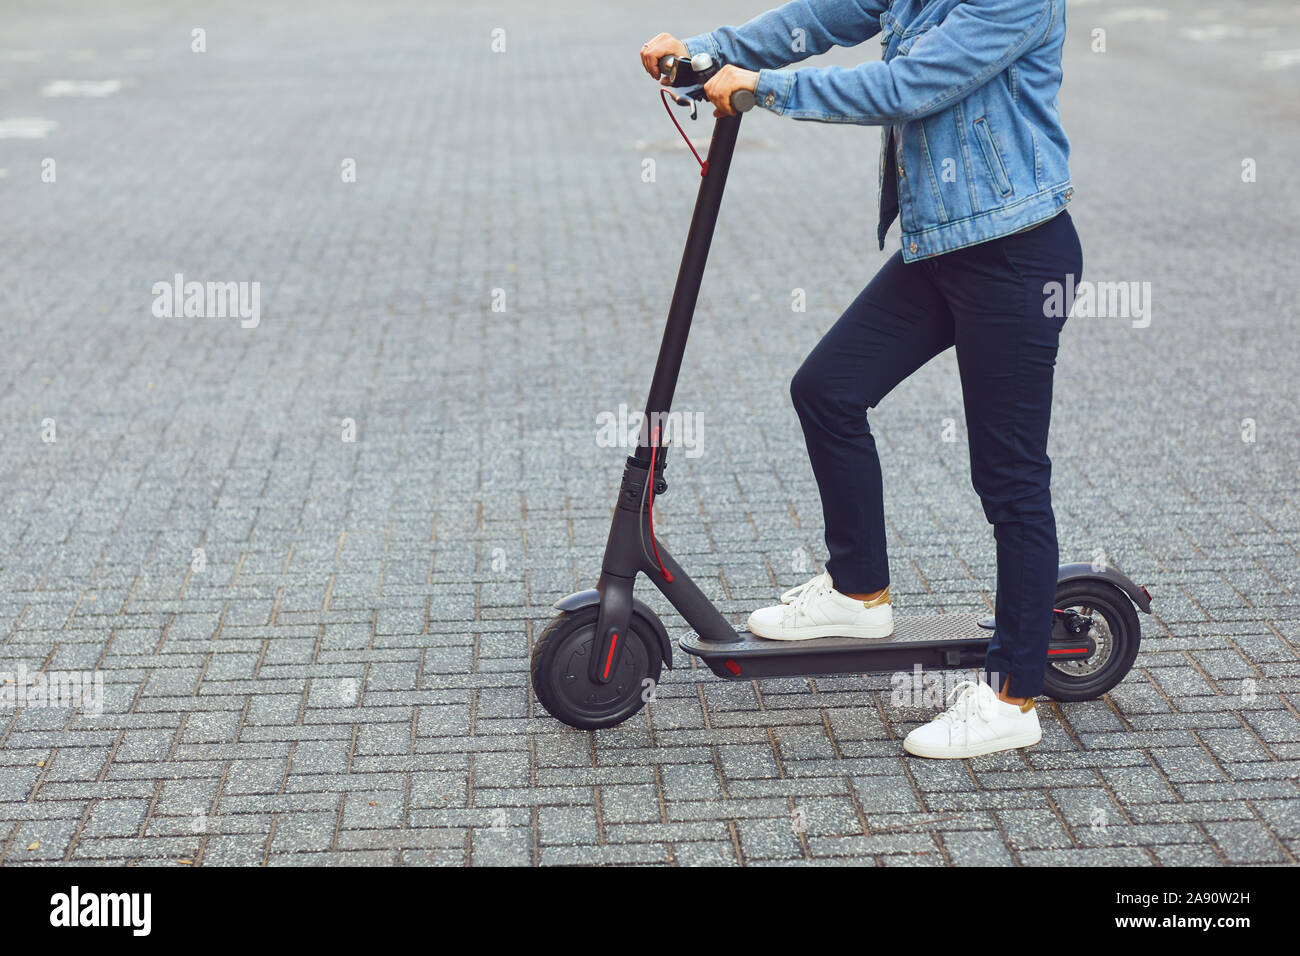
662, 87, 699, 120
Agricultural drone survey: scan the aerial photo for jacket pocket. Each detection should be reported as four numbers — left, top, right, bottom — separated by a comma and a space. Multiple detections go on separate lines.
973, 116, 1014, 197
896, 21, 938, 56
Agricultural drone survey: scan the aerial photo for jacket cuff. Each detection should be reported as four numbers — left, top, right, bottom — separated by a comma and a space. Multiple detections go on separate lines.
755, 69, 794, 114
683, 33, 722, 65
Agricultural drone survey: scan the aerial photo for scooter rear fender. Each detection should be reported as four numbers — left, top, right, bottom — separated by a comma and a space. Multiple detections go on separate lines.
1056, 562, 1153, 613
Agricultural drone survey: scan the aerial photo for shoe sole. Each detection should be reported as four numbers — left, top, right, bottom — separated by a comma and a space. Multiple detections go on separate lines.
902, 729, 1043, 760
747, 622, 895, 641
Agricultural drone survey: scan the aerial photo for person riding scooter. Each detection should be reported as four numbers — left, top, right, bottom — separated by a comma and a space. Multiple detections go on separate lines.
641, 0, 1082, 758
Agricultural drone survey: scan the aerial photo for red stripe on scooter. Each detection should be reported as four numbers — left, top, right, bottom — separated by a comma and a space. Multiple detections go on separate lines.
1048, 647, 1088, 655
602, 633, 619, 679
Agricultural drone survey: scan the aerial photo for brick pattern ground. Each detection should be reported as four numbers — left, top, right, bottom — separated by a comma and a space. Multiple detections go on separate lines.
0, 1, 1297, 865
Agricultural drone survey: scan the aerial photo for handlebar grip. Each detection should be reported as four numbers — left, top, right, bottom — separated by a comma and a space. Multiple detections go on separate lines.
731, 89, 755, 113
658, 54, 682, 85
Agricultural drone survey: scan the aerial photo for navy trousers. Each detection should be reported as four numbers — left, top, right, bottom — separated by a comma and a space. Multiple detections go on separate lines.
790, 211, 1082, 697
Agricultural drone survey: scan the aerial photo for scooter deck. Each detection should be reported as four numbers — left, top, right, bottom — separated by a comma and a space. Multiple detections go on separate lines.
680, 612, 991, 681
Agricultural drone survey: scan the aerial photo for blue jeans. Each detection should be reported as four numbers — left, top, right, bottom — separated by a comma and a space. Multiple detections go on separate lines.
790, 210, 1082, 697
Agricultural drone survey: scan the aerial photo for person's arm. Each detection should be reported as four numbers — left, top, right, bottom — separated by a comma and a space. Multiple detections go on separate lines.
683, 0, 888, 72
754, 0, 1055, 124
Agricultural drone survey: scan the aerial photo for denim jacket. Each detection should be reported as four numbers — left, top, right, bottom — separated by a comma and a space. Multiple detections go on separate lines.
684, 0, 1074, 261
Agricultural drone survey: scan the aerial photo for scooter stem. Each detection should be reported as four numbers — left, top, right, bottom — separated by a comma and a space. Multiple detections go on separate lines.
587, 113, 746, 685
635, 112, 742, 458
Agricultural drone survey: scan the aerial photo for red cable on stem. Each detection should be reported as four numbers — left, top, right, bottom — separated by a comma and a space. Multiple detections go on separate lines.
661, 89, 709, 177
648, 425, 673, 582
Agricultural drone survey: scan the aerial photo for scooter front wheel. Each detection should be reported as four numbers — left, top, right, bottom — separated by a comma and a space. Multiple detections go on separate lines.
530, 606, 663, 729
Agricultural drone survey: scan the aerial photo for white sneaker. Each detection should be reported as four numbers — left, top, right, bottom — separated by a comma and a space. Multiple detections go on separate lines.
748, 571, 894, 641
902, 680, 1042, 759
779, 576, 822, 604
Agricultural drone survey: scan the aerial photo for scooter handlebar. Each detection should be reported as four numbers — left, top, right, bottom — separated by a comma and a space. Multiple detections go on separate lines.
658, 54, 754, 113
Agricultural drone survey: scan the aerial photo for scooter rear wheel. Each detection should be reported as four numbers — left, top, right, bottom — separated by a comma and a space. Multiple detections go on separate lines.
1041, 581, 1141, 702
530, 606, 663, 729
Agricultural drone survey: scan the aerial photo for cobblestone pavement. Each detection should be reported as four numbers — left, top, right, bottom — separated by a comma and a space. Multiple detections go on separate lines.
1, 1, 1297, 866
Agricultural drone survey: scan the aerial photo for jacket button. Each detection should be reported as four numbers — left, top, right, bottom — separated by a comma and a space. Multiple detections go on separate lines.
909, 242, 918, 254
764, 91, 775, 108
897, 164, 905, 178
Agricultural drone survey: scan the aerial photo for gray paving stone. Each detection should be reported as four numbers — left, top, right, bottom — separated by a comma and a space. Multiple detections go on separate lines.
83, 799, 149, 838
672, 840, 738, 866
1150, 844, 1224, 866
538, 805, 599, 846
1019, 848, 1152, 866
270, 812, 340, 854
660, 763, 725, 803
201, 834, 269, 866
734, 816, 806, 860
1203, 820, 1289, 864
941, 829, 1016, 866
470, 827, 530, 866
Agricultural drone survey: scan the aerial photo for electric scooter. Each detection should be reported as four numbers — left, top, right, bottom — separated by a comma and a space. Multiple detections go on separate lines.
530, 53, 1152, 730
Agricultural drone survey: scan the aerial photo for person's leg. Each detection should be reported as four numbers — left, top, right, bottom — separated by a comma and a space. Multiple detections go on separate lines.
936, 212, 1083, 701
789, 250, 954, 595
